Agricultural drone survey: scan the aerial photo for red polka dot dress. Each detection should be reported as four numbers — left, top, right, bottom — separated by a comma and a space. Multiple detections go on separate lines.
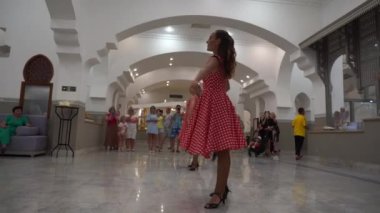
179, 55, 246, 158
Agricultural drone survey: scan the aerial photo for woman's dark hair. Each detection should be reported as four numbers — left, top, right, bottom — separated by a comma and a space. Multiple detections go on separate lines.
109, 106, 116, 113
214, 30, 236, 79
298, 107, 305, 114
12, 106, 23, 113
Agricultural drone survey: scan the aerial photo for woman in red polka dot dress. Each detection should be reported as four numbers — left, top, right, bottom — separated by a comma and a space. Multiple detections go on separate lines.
179, 29, 246, 209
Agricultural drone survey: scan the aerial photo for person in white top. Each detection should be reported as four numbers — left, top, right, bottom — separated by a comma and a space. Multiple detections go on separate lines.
117, 115, 127, 152
125, 107, 138, 151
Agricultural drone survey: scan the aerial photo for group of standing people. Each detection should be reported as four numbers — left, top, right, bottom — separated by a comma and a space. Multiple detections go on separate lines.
104, 106, 138, 152
248, 108, 308, 160
257, 111, 281, 156
103, 30, 307, 209
145, 105, 183, 153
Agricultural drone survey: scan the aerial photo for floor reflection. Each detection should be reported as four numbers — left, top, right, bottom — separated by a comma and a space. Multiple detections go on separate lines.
0, 142, 379, 212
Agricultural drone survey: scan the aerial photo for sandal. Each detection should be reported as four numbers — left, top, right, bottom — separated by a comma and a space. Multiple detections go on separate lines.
204, 192, 225, 209
210, 185, 230, 198
188, 163, 199, 171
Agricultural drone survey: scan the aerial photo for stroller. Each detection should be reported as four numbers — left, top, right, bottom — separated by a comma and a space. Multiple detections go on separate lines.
248, 129, 270, 157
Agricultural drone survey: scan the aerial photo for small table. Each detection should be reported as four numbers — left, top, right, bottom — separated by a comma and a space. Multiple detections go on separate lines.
50, 105, 79, 157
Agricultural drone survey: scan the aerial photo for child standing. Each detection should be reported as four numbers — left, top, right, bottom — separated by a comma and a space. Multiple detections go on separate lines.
156, 109, 165, 152
180, 83, 201, 170
163, 107, 173, 150
126, 107, 138, 152
146, 106, 158, 153
170, 105, 182, 153
117, 115, 127, 152
292, 107, 307, 160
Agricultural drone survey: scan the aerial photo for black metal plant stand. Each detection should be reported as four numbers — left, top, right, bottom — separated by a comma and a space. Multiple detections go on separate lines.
50, 105, 79, 157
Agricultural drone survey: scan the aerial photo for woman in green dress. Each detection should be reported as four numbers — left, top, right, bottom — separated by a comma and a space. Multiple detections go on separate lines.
0, 106, 30, 153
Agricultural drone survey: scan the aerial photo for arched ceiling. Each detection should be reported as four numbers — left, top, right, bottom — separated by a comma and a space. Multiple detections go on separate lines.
98, 17, 292, 102
115, 15, 298, 53
104, 15, 296, 106
129, 51, 257, 85
139, 80, 192, 103
143, 80, 191, 93
139, 24, 276, 47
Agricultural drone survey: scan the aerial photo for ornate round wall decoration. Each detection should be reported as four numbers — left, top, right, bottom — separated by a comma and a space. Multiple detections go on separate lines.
23, 54, 54, 83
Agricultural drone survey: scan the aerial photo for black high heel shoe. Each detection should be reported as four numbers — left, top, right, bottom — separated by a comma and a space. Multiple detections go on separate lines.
188, 162, 199, 167
210, 185, 231, 198
204, 192, 225, 209
189, 163, 199, 171
211, 153, 217, 161
223, 185, 231, 200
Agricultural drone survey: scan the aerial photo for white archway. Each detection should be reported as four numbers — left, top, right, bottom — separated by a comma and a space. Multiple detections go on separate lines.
115, 15, 297, 53
258, 97, 265, 115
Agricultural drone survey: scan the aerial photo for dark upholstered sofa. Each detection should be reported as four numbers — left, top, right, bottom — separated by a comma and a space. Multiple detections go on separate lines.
0, 114, 48, 157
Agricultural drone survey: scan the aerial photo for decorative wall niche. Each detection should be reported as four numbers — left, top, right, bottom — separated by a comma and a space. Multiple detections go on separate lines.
19, 55, 54, 117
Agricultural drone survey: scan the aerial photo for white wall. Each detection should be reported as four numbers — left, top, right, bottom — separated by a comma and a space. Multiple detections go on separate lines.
227, 80, 243, 109
0, 0, 58, 99
243, 110, 251, 133
321, 0, 367, 27
331, 56, 344, 113
289, 62, 313, 120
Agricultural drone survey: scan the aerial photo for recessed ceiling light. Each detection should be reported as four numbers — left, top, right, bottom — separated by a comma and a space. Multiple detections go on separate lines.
246, 75, 250, 79
135, 73, 139, 76
133, 68, 138, 72
170, 57, 173, 61
240, 80, 244, 83
165, 26, 174, 33
169, 63, 173, 66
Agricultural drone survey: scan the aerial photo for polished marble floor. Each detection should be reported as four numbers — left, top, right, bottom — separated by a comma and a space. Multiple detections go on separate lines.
1, 142, 380, 213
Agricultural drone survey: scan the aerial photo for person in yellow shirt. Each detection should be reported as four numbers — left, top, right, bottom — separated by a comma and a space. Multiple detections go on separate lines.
292, 108, 307, 160
156, 109, 165, 152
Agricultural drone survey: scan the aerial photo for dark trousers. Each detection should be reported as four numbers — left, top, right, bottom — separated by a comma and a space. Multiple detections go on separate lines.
294, 136, 304, 156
